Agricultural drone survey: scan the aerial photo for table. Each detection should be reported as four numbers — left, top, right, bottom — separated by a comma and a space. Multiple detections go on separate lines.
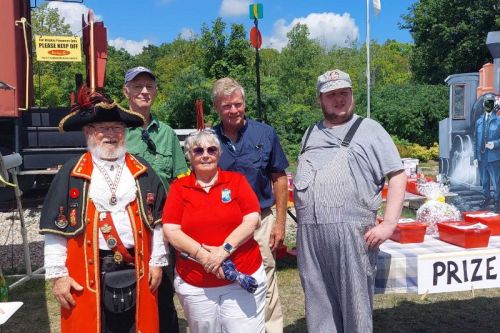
375, 235, 500, 294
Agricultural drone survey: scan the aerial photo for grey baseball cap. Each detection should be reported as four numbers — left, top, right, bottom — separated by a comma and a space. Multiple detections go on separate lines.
317, 69, 352, 95
124, 66, 156, 83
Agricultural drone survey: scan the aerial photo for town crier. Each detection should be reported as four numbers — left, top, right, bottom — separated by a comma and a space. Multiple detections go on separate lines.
40, 92, 168, 333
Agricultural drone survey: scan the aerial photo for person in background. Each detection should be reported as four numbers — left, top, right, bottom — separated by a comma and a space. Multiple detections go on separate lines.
124, 66, 188, 333
473, 93, 500, 212
212, 77, 288, 333
40, 94, 167, 332
294, 69, 406, 332
163, 130, 266, 333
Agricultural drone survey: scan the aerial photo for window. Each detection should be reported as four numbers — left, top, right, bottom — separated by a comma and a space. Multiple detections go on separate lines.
452, 84, 465, 119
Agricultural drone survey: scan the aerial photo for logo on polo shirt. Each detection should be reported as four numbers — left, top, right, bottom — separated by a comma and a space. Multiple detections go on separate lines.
221, 188, 232, 203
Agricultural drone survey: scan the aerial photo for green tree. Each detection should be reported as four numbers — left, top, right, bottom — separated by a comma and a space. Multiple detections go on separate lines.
278, 24, 323, 106
371, 83, 448, 146
105, 46, 134, 104
401, 0, 500, 84
158, 65, 212, 128
198, 18, 252, 79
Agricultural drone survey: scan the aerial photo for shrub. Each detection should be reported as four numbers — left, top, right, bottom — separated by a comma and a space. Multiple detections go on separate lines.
393, 136, 438, 162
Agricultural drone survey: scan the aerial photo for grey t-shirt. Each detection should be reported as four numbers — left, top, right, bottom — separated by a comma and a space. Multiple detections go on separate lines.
300, 114, 403, 195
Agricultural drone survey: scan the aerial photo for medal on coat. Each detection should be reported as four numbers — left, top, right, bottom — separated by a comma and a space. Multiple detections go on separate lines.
54, 206, 68, 229
109, 194, 117, 206
101, 223, 112, 234
114, 251, 123, 265
69, 208, 77, 227
221, 188, 232, 203
146, 192, 155, 205
107, 236, 117, 249
146, 192, 155, 223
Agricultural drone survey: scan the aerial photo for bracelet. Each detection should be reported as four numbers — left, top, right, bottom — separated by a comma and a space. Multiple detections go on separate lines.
193, 244, 203, 260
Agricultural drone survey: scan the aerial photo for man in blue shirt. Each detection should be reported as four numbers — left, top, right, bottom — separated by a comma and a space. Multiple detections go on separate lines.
212, 77, 289, 333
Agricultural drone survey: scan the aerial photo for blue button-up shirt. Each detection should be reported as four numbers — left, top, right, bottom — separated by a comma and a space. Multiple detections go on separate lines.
214, 119, 289, 209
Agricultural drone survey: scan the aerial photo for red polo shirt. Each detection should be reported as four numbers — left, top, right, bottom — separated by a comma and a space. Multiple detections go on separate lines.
162, 169, 262, 287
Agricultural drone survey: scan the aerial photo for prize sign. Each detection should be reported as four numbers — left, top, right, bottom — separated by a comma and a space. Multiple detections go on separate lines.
35, 36, 82, 62
249, 3, 263, 19
417, 249, 500, 294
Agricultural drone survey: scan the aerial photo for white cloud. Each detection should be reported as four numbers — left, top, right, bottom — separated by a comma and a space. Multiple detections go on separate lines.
263, 12, 359, 51
47, 2, 103, 35
219, 0, 251, 17
109, 38, 151, 56
179, 28, 196, 40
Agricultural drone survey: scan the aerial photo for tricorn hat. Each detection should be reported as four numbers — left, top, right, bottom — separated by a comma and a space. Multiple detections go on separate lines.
59, 89, 145, 132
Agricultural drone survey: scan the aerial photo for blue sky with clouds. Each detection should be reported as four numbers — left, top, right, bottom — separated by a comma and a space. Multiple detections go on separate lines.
43, 0, 417, 55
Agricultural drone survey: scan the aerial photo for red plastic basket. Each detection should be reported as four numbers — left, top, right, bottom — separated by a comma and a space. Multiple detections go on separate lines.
437, 221, 491, 248
390, 221, 427, 243
463, 211, 500, 236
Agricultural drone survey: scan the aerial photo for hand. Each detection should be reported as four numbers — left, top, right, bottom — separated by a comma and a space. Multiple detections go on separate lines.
269, 223, 285, 252
51, 276, 83, 310
201, 244, 229, 275
148, 266, 163, 292
473, 159, 478, 168
486, 142, 494, 150
364, 222, 397, 250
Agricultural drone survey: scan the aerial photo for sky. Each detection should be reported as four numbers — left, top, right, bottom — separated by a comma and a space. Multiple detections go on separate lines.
41, 0, 418, 56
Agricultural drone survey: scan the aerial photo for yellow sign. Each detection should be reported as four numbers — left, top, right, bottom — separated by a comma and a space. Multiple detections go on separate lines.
35, 36, 82, 62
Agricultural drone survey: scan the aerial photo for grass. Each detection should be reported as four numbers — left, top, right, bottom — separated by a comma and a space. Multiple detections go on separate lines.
4, 259, 500, 333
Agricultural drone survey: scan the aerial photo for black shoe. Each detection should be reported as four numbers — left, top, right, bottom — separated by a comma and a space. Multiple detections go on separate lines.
480, 199, 491, 209
495, 202, 500, 214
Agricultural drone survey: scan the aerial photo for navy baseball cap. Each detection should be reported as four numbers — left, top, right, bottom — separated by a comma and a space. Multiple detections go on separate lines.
124, 66, 156, 83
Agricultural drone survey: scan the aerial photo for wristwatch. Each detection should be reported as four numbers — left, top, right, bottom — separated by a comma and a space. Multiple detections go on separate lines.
222, 242, 235, 254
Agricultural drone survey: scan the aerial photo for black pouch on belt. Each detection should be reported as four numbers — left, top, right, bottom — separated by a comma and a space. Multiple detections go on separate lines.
101, 269, 136, 314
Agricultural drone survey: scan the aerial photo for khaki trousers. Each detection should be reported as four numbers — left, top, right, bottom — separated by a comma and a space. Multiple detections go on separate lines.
254, 208, 284, 333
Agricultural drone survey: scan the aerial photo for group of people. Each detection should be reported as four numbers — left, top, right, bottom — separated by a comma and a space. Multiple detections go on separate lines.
40, 66, 406, 333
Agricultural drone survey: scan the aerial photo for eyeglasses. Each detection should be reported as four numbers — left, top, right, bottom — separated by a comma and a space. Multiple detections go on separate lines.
192, 146, 218, 157
127, 84, 157, 92
141, 130, 157, 153
90, 125, 125, 133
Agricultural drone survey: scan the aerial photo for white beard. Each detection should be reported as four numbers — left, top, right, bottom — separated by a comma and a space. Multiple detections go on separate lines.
87, 137, 126, 160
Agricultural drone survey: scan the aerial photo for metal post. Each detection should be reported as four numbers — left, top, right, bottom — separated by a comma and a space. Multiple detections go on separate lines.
254, 18, 263, 122
11, 171, 32, 277
366, 0, 371, 119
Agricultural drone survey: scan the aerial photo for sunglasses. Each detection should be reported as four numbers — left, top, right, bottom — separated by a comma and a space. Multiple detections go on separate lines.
192, 146, 218, 157
141, 130, 157, 153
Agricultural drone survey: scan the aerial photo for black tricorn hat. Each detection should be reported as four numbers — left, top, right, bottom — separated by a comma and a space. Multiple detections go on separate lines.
58, 89, 145, 132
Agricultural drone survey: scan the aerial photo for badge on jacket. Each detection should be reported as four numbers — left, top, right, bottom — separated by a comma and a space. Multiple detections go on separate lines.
221, 189, 232, 203
69, 208, 77, 227
55, 206, 68, 229
146, 192, 155, 223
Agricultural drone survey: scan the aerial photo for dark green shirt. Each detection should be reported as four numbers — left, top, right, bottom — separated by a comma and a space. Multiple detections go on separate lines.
126, 117, 188, 192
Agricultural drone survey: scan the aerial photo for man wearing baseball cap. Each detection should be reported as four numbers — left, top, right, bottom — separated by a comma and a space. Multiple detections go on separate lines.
294, 69, 406, 332
124, 66, 188, 333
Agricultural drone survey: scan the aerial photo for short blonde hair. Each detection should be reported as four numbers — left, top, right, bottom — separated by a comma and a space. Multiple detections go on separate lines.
184, 130, 221, 160
212, 77, 245, 106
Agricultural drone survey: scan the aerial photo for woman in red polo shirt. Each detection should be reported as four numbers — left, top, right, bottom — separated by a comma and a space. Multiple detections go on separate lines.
162, 130, 265, 333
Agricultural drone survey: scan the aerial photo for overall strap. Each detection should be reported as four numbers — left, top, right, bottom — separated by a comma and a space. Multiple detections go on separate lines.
341, 117, 364, 147
300, 121, 321, 155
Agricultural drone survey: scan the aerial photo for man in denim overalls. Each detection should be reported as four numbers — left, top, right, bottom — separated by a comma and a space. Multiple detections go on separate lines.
294, 69, 407, 333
